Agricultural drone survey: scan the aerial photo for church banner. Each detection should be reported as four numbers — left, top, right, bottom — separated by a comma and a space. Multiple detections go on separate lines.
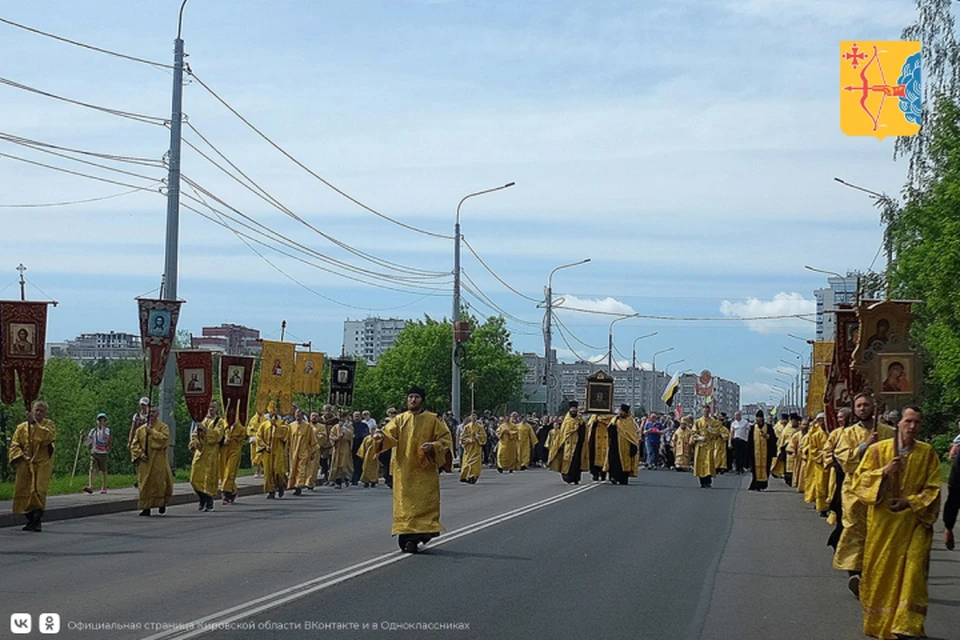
220, 355, 255, 426
176, 350, 214, 423
256, 340, 296, 414
137, 298, 183, 388
0, 301, 51, 409
805, 341, 834, 418
295, 351, 324, 395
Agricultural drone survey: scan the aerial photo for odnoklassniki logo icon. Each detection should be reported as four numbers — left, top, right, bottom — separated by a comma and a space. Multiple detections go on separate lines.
841, 41, 921, 140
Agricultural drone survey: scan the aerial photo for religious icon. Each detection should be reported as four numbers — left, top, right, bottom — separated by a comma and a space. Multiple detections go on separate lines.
272, 359, 283, 376
865, 318, 891, 351
337, 369, 349, 384
226, 365, 244, 387
8, 322, 37, 358
845, 322, 859, 352
304, 360, 315, 375
148, 310, 172, 338
879, 355, 913, 394
184, 368, 206, 395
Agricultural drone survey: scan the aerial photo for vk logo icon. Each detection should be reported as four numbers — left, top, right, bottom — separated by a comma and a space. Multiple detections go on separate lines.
10, 613, 32, 634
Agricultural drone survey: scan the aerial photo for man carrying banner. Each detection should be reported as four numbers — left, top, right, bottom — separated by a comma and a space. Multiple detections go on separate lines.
9, 400, 56, 532
372, 386, 453, 554
220, 410, 248, 505
256, 403, 290, 499
189, 401, 224, 512
130, 406, 174, 516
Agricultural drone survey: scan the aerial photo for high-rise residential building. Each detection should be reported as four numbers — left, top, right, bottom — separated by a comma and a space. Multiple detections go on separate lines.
814, 276, 858, 341
342, 317, 409, 365
47, 331, 142, 362
191, 323, 262, 356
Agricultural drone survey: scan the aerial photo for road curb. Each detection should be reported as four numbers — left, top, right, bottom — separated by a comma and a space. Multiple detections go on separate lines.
0, 482, 266, 528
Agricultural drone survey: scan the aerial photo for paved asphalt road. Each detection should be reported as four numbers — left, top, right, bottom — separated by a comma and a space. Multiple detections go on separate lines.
2, 467, 958, 639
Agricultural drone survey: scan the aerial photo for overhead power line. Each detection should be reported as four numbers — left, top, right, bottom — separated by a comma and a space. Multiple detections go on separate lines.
0, 75, 166, 126
0, 186, 154, 208
186, 71, 453, 240
554, 304, 818, 322
0, 17, 172, 69
552, 315, 605, 350
461, 235, 539, 302
181, 121, 446, 278
0, 151, 162, 191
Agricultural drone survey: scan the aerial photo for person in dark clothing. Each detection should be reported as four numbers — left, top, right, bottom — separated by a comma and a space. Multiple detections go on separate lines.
378, 407, 397, 488
535, 420, 552, 467
607, 405, 639, 485
558, 401, 586, 485
350, 411, 370, 486
747, 410, 776, 490
945, 448, 960, 551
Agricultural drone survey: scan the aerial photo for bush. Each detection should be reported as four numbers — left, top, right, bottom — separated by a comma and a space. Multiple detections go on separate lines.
930, 433, 955, 461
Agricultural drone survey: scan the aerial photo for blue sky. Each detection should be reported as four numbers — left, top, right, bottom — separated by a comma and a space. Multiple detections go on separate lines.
0, 0, 923, 403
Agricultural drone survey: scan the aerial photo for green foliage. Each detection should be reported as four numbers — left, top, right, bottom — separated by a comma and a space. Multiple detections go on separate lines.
889, 97, 960, 435
354, 314, 526, 418
930, 433, 955, 461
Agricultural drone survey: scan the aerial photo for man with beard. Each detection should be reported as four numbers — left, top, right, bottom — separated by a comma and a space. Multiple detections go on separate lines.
832, 393, 895, 598
288, 409, 319, 496
458, 410, 487, 484
605, 405, 640, 485
748, 410, 776, 491
373, 386, 452, 553
692, 405, 721, 488
585, 411, 613, 481
496, 413, 521, 473
549, 401, 588, 485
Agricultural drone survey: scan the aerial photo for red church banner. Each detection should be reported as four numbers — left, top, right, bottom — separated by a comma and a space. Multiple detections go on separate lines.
137, 298, 183, 388
220, 355, 255, 426
0, 301, 51, 409
176, 350, 214, 423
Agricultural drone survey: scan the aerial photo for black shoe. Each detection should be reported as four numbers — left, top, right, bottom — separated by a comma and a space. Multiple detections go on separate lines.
294, 488, 302, 496
139, 509, 151, 516
497, 468, 503, 474
159, 506, 166, 514
278, 486, 285, 498
267, 492, 276, 499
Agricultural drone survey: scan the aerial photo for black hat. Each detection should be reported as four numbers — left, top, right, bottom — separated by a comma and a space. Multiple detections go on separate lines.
779, 413, 788, 419
407, 386, 426, 399
789, 412, 800, 421
620, 404, 630, 413
755, 410, 765, 418
569, 400, 579, 408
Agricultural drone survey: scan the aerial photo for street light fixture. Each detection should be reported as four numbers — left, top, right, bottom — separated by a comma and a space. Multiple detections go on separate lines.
452, 181, 515, 421
805, 264, 860, 308
608, 313, 640, 373
630, 332, 658, 411
665, 359, 685, 375
543, 258, 591, 413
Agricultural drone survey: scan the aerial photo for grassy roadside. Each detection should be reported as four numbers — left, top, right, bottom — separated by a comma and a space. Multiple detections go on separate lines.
944, 460, 953, 484
0, 467, 256, 500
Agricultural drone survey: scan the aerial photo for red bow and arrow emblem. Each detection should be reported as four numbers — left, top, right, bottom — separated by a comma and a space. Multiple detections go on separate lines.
842, 44, 906, 132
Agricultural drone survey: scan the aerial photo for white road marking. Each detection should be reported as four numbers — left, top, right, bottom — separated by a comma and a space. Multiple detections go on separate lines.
142, 483, 597, 640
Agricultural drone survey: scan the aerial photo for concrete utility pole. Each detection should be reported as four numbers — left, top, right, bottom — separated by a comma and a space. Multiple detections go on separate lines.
159, 0, 189, 466
543, 259, 590, 414
452, 182, 514, 422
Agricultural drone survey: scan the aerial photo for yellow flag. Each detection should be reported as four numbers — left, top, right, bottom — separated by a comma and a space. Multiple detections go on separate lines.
840, 40, 921, 140
295, 351, 324, 395
255, 340, 296, 414
806, 341, 835, 417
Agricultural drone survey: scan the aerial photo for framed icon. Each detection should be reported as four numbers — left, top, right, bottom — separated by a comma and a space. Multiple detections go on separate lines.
226, 365, 245, 387
184, 368, 206, 395
879, 354, 913, 394
7, 322, 37, 358
148, 310, 172, 338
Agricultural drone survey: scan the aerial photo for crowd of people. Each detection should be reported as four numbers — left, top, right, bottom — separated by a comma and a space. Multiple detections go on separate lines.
9, 389, 960, 637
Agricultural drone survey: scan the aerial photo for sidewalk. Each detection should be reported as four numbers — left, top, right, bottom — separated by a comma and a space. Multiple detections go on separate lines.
700, 475, 959, 640
0, 473, 267, 528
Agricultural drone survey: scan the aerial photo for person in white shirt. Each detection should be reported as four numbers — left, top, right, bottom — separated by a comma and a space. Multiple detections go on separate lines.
83, 413, 112, 494
728, 411, 750, 475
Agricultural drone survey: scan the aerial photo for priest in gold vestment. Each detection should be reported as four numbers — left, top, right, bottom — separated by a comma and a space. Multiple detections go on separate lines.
130, 407, 174, 516
189, 402, 224, 512
458, 411, 487, 484
852, 406, 940, 640
256, 406, 290, 499
9, 401, 56, 532
692, 405, 721, 488
585, 412, 612, 482
548, 401, 589, 485
833, 393, 895, 597
373, 386, 452, 553
604, 405, 640, 485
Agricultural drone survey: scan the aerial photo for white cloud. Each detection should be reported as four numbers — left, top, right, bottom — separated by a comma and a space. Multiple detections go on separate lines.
719, 293, 816, 334
741, 381, 783, 402
554, 295, 636, 317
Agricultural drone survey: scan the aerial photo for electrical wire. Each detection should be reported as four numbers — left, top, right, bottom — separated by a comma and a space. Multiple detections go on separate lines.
0, 17, 172, 69
459, 288, 540, 336
554, 304, 818, 322
0, 152, 163, 190
180, 177, 448, 286
182, 198, 451, 297
460, 236, 539, 302
461, 270, 538, 326
552, 315, 605, 350
0, 132, 163, 168
0, 186, 155, 208
0, 76, 166, 126
552, 323, 588, 363
23, 279, 57, 302
186, 70, 453, 240
181, 122, 446, 278
1, 136, 163, 183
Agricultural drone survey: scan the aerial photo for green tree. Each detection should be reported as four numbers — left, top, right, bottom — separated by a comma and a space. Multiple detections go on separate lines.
889, 97, 960, 434
355, 314, 526, 417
